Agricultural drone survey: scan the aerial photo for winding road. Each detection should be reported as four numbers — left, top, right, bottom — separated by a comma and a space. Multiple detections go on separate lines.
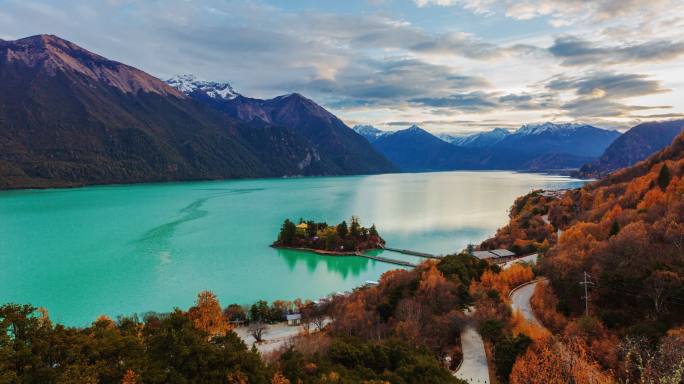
454, 314, 490, 384
509, 280, 544, 325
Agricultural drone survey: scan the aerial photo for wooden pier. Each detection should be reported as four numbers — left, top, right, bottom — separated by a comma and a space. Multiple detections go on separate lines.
381, 246, 441, 259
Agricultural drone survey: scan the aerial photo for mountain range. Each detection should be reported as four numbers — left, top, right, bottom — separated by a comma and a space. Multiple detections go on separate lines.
576, 119, 684, 177
0, 35, 394, 189
438, 128, 511, 147
2, 34, 678, 189
168, 75, 394, 175
356, 122, 621, 172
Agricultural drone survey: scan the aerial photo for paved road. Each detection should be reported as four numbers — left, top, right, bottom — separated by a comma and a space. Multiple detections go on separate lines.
455, 323, 490, 384
454, 308, 490, 384
510, 280, 543, 325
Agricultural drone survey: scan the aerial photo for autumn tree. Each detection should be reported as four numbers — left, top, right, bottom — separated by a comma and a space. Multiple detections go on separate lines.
121, 369, 140, 384
187, 291, 230, 337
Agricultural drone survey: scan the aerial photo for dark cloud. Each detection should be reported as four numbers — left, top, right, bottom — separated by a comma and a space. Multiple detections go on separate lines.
549, 36, 684, 65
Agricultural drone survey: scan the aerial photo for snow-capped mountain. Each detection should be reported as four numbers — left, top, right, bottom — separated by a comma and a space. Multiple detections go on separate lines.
441, 128, 511, 147
167, 74, 239, 100
352, 125, 390, 142
515, 122, 598, 136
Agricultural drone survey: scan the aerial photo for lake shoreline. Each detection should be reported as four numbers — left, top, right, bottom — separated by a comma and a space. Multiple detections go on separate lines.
271, 245, 379, 257
1, 171, 587, 326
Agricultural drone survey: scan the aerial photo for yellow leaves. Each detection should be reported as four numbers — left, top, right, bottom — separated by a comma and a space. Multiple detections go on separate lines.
529, 283, 567, 334
188, 290, 231, 338
472, 264, 535, 301
510, 339, 615, 384
418, 264, 448, 293
511, 310, 550, 343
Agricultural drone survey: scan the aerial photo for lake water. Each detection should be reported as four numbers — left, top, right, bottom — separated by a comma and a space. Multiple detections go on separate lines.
0, 171, 585, 325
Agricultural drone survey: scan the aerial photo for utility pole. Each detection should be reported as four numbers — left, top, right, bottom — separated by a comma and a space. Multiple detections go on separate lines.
580, 271, 594, 316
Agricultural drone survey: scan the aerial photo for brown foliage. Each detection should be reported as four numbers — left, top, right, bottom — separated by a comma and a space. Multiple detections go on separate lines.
510, 338, 614, 384
330, 262, 465, 356
121, 370, 140, 384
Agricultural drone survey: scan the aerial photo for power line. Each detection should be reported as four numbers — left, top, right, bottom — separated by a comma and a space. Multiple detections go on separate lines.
579, 271, 594, 316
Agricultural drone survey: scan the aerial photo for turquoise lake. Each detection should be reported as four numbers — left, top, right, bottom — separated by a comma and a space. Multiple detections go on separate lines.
0, 171, 585, 325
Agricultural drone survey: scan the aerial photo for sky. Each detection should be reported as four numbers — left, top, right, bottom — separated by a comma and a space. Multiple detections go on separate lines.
2, 0, 684, 134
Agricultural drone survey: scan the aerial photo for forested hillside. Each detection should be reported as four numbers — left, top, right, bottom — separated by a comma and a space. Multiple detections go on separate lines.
479, 131, 684, 383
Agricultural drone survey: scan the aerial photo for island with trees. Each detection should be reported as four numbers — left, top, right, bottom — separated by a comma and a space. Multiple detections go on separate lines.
273, 216, 385, 254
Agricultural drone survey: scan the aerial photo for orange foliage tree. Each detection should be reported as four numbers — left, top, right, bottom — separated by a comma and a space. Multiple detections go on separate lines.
187, 290, 231, 337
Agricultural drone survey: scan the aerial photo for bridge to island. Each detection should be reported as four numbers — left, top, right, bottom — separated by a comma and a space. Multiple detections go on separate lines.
380, 245, 441, 259
354, 245, 441, 268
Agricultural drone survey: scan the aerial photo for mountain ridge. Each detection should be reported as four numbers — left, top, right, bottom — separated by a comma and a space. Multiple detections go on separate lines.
0, 35, 394, 189
577, 119, 684, 178
168, 78, 396, 175
358, 122, 620, 172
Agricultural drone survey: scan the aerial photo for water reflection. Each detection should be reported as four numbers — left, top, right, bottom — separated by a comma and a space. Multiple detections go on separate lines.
276, 248, 372, 279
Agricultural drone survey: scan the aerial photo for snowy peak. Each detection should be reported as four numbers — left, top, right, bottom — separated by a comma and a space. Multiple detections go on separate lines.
516, 122, 596, 136
166, 74, 239, 100
441, 128, 511, 147
352, 125, 389, 142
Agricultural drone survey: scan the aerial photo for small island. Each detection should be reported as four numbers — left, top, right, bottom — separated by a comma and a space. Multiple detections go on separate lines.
273, 216, 385, 255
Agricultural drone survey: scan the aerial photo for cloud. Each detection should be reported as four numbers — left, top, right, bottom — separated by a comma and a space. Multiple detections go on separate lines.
416, 0, 683, 28
410, 92, 499, 110
410, 32, 503, 59
408, 90, 560, 112
2, 0, 682, 131
546, 73, 669, 99
414, 0, 497, 15
289, 58, 490, 108
545, 72, 671, 117
549, 36, 684, 66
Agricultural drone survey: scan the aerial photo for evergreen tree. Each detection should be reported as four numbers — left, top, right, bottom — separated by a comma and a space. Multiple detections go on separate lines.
658, 164, 671, 191
609, 220, 620, 237
369, 224, 378, 237
349, 216, 361, 238
336, 221, 348, 238
279, 219, 296, 245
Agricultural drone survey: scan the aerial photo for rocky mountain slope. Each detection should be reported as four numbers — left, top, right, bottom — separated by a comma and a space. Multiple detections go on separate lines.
168, 77, 396, 175
0, 35, 394, 189
371, 125, 480, 171
577, 119, 684, 177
